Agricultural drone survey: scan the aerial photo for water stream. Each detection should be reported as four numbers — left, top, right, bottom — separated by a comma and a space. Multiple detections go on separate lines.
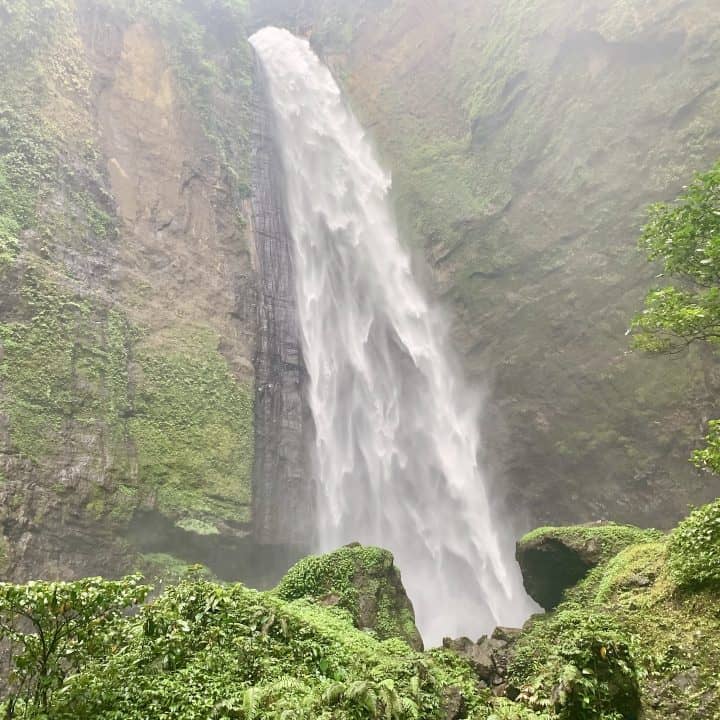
250, 26, 535, 645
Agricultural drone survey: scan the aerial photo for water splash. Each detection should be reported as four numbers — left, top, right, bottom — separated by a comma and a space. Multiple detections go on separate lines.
250, 26, 535, 645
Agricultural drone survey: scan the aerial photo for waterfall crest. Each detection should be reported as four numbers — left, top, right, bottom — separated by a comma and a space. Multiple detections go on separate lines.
250, 26, 535, 645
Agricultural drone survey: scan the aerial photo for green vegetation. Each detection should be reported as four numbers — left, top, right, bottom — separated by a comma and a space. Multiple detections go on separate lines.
512, 507, 720, 719
137, 553, 214, 584
632, 160, 720, 471
1, 508, 720, 719
0, 575, 149, 718
510, 609, 639, 720
667, 498, 720, 589
519, 524, 663, 565
130, 327, 254, 526
633, 162, 720, 355
0, 270, 131, 462
0, 562, 481, 720
276, 545, 422, 649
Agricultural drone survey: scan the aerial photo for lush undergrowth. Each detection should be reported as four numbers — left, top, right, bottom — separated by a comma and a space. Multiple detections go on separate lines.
1, 503, 719, 719
0, 547, 491, 720
511, 500, 720, 719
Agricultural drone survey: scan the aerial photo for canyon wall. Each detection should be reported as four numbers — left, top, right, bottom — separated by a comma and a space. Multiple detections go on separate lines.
3, 0, 720, 584
252, 0, 720, 529
0, 0, 307, 584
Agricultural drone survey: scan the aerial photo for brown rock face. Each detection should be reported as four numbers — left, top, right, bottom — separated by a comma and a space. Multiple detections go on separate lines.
89, 18, 256, 374
0, 1, 310, 584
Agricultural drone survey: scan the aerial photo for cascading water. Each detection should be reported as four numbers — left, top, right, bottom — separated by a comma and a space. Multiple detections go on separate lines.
250, 27, 536, 645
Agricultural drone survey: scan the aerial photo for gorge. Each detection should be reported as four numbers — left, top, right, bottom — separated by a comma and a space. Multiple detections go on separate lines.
1, 1, 720, 717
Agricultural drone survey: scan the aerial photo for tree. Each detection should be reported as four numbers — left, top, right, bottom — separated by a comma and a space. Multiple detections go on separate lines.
0, 575, 149, 718
631, 160, 720, 471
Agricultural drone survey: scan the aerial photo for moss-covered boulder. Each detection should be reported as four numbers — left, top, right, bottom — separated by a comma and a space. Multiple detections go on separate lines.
508, 503, 720, 719
275, 544, 424, 650
516, 523, 663, 610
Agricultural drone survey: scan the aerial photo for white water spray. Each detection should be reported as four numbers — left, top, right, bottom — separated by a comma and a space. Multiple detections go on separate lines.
250, 27, 535, 645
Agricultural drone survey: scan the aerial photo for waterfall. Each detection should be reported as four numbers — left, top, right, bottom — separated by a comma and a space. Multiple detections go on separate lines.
250, 27, 535, 645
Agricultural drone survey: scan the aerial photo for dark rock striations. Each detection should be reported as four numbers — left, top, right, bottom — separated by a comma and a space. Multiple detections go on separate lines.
249, 55, 313, 550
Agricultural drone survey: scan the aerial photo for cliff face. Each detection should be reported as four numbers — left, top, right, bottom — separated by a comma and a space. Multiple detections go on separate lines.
250, 60, 314, 547
253, 0, 720, 529
0, 0, 308, 584
3, 0, 720, 584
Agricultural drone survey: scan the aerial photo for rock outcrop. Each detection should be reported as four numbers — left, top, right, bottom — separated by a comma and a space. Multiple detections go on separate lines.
275, 543, 424, 650
516, 523, 663, 610
443, 626, 522, 697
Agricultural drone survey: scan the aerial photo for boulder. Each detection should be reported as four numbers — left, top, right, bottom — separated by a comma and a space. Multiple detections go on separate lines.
276, 543, 423, 649
442, 625, 522, 693
516, 523, 662, 610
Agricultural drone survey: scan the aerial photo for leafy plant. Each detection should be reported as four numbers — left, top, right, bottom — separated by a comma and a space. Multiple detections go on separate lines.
631, 161, 720, 471
667, 498, 720, 589
510, 609, 639, 720
0, 575, 149, 718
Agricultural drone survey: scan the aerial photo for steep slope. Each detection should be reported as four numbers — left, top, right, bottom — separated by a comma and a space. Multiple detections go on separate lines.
0, 0, 297, 583
252, 0, 720, 528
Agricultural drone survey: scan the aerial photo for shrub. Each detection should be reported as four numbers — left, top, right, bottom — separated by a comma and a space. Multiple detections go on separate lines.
667, 498, 720, 589
510, 608, 640, 720
0, 575, 149, 718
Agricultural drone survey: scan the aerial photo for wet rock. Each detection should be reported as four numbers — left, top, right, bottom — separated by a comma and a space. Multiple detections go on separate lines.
249, 63, 313, 547
440, 686, 467, 720
516, 524, 661, 610
443, 626, 522, 693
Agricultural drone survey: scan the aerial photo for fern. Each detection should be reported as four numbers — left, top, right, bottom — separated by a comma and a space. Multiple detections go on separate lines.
242, 688, 259, 720
401, 697, 419, 719
322, 681, 346, 705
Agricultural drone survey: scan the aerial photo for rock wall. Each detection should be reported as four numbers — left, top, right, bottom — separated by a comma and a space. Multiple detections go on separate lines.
249, 58, 314, 548
0, 0, 307, 584
251, 0, 720, 530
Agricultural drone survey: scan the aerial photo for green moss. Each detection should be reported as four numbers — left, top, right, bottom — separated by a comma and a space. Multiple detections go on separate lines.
0, 270, 132, 462
519, 524, 664, 564
175, 518, 220, 536
592, 542, 667, 604
128, 326, 253, 526
276, 545, 422, 648
0, 534, 7, 575
136, 553, 213, 584
0, 215, 20, 267
0, 278, 253, 534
